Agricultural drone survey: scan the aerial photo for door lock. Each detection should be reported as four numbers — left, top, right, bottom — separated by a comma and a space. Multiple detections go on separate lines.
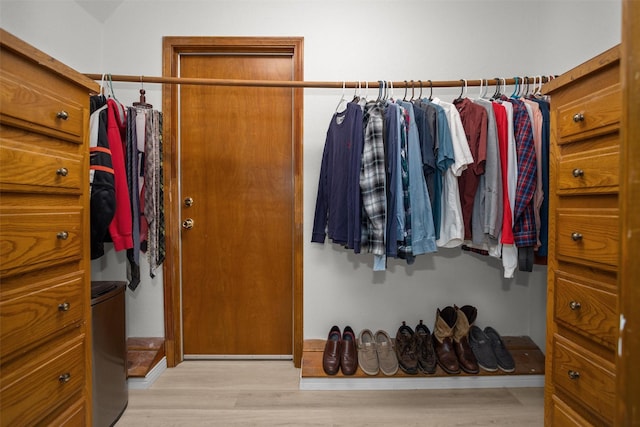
184, 197, 194, 207
182, 218, 194, 229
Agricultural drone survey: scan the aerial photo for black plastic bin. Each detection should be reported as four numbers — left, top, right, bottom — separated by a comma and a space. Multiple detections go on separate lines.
91, 281, 128, 427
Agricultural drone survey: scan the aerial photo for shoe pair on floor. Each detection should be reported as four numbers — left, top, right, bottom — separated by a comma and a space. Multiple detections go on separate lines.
433, 305, 515, 374
394, 320, 436, 375
469, 325, 515, 372
356, 329, 399, 376
322, 325, 358, 375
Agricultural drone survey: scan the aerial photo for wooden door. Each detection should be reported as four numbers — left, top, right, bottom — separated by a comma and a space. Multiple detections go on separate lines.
162, 38, 304, 361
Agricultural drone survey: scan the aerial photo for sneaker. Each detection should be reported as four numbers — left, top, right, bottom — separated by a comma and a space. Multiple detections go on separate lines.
468, 325, 498, 372
357, 329, 379, 375
415, 320, 436, 374
374, 330, 398, 376
395, 322, 418, 375
484, 326, 515, 373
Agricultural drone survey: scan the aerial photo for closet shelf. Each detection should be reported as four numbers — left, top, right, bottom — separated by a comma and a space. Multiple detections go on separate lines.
300, 337, 544, 390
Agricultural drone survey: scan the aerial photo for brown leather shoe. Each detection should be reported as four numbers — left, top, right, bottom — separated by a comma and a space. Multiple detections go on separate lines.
453, 305, 479, 374
340, 326, 358, 375
395, 321, 418, 375
433, 307, 460, 374
322, 325, 341, 375
415, 320, 436, 374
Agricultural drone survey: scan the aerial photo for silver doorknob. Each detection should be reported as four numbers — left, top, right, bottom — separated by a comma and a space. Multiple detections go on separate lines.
182, 218, 194, 229
569, 301, 581, 310
573, 113, 585, 122
57, 231, 69, 240
571, 232, 583, 241
572, 168, 584, 178
56, 110, 69, 120
58, 302, 71, 312
58, 373, 71, 383
184, 197, 194, 207
56, 167, 69, 177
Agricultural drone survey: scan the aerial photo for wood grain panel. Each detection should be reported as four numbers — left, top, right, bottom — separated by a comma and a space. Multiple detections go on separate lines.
0, 73, 85, 143
0, 273, 84, 357
0, 209, 82, 277
552, 335, 615, 423
0, 138, 82, 193
179, 53, 293, 356
556, 210, 618, 268
554, 274, 617, 349
557, 85, 620, 144
551, 395, 594, 427
557, 149, 618, 193
0, 337, 85, 426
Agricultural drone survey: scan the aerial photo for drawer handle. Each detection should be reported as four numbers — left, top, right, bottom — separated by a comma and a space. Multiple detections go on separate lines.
569, 301, 582, 310
56, 110, 69, 120
56, 167, 69, 177
572, 168, 584, 178
58, 302, 71, 312
573, 113, 585, 123
568, 370, 580, 380
58, 373, 71, 383
57, 231, 69, 240
571, 232, 583, 242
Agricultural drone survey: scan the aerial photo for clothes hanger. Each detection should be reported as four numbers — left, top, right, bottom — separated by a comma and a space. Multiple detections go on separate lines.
410, 80, 415, 101
133, 76, 153, 108
418, 80, 423, 100
428, 79, 433, 101
403, 80, 408, 101
335, 81, 347, 113
510, 77, 519, 98
376, 80, 383, 102
352, 81, 360, 102
454, 79, 466, 102
491, 77, 500, 100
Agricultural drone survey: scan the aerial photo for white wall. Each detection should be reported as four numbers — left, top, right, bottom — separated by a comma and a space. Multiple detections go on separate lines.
1, 0, 622, 352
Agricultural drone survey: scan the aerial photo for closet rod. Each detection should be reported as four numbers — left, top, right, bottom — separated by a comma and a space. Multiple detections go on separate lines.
84, 73, 553, 89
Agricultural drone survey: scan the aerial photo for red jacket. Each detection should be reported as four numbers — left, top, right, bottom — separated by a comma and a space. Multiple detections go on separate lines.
106, 98, 133, 251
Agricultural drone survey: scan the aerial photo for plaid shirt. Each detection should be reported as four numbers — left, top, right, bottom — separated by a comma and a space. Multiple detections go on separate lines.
507, 98, 537, 247
360, 103, 387, 256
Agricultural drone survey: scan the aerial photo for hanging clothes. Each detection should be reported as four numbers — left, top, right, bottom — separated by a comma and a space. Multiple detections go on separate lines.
360, 102, 387, 271
311, 102, 364, 252
398, 100, 437, 256
89, 95, 116, 260
106, 98, 134, 252
453, 97, 488, 241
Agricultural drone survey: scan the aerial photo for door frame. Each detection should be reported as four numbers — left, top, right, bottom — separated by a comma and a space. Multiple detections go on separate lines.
161, 36, 304, 367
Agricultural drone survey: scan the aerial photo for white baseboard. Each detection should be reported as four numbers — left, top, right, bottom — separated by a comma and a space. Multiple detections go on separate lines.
299, 374, 545, 390
127, 356, 167, 390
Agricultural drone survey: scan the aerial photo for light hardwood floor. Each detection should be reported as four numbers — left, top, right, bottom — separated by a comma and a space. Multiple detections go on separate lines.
115, 361, 543, 426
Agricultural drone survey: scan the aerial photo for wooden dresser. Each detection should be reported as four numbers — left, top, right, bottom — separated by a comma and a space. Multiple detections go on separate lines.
543, 46, 621, 426
0, 30, 98, 425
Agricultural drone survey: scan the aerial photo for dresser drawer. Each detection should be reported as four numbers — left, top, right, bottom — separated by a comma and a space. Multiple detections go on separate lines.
557, 84, 621, 143
557, 149, 619, 193
0, 337, 85, 426
554, 274, 617, 349
556, 210, 618, 268
0, 73, 86, 144
551, 395, 594, 427
553, 336, 615, 423
0, 209, 82, 277
0, 139, 83, 193
1, 273, 85, 357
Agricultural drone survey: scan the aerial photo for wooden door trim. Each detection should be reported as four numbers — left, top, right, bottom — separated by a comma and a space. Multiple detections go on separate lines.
162, 36, 304, 367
